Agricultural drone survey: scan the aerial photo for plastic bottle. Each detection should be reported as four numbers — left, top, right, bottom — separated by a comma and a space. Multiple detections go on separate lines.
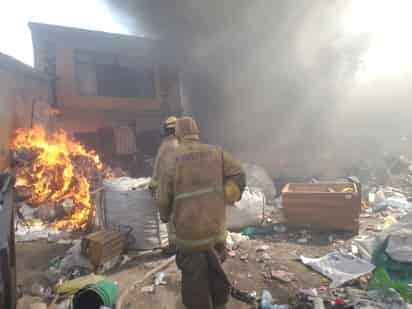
260, 289, 289, 309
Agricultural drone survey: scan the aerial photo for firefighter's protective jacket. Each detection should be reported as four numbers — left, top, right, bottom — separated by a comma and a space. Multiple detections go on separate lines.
151, 135, 178, 190
156, 117, 245, 251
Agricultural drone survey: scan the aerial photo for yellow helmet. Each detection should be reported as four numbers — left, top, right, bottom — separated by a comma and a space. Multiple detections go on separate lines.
164, 116, 177, 129
224, 180, 242, 205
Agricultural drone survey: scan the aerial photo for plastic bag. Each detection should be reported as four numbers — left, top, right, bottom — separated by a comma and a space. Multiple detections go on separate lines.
226, 188, 265, 231
242, 163, 276, 204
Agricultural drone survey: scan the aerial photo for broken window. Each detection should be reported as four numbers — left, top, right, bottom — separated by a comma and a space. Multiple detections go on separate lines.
74, 50, 156, 98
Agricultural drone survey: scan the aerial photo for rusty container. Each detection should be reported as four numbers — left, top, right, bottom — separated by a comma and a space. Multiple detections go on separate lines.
282, 183, 361, 233
81, 230, 126, 268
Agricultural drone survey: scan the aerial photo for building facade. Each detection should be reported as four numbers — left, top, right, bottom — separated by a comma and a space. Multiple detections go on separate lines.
29, 23, 183, 174
0, 52, 51, 170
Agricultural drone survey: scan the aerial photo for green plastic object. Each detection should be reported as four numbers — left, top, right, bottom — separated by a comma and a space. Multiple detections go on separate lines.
372, 239, 412, 284
241, 227, 257, 237
72, 280, 119, 308
241, 225, 282, 237
369, 267, 411, 303
92, 280, 119, 305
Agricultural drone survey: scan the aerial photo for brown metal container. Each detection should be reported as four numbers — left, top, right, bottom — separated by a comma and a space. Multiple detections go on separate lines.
282, 183, 361, 233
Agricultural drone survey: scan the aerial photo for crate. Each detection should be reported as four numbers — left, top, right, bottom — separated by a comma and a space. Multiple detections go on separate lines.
81, 230, 126, 268
282, 183, 361, 233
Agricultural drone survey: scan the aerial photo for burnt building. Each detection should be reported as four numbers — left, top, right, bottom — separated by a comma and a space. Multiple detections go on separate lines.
29, 22, 184, 175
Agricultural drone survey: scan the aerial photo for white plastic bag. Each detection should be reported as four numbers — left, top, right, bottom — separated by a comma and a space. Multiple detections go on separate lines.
242, 163, 276, 204
226, 188, 265, 231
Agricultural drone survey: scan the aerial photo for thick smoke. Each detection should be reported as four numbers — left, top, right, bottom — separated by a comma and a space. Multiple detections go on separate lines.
105, 0, 410, 180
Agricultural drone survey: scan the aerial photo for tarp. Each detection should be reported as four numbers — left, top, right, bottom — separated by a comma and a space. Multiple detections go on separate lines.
301, 251, 375, 288
385, 230, 412, 263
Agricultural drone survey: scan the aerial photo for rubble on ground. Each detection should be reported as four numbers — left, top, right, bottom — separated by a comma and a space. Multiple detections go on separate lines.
17, 156, 412, 308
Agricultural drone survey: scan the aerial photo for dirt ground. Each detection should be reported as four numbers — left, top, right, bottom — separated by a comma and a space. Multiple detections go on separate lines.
15, 231, 362, 308
15, 208, 386, 308
119, 230, 353, 309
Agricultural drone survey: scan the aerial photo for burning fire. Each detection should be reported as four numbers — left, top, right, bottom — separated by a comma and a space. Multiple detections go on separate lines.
11, 126, 102, 230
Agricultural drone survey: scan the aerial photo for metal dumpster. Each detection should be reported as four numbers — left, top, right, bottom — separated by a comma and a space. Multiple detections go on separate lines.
282, 182, 361, 233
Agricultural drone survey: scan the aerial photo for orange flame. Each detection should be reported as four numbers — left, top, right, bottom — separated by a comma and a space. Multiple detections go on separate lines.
11, 126, 102, 230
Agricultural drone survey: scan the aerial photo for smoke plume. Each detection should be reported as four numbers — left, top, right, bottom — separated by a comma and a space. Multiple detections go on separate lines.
104, 0, 411, 180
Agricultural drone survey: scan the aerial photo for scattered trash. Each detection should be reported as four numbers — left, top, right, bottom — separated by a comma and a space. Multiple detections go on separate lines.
61, 199, 74, 215
154, 272, 167, 286
242, 163, 277, 204
311, 297, 326, 309
120, 255, 132, 265
367, 288, 409, 309
299, 288, 318, 297
56, 274, 106, 298
30, 283, 46, 298
383, 215, 398, 230
301, 251, 375, 288
256, 245, 269, 252
59, 240, 94, 275
19, 203, 36, 219
271, 270, 295, 283
347, 287, 409, 309
240, 254, 249, 261
369, 268, 411, 303
228, 250, 237, 257
373, 188, 412, 212
230, 288, 257, 304
141, 285, 155, 294
297, 237, 309, 244
226, 232, 249, 250
15, 222, 56, 242
226, 187, 265, 231
273, 224, 287, 233
385, 231, 412, 263
261, 253, 271, 261
260, 289, 289, 309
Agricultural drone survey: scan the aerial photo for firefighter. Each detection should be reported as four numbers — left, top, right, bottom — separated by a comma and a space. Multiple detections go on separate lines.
156, 117, 245, 309
151, 116, 179, 255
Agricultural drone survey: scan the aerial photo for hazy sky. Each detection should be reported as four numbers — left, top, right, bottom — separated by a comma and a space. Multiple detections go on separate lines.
0, 0, 130, 66
1, 0, 411, 80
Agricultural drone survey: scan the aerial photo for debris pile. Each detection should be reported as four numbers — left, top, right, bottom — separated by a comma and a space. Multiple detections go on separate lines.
17, 151, 412, 308
12, 126, 103, 231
